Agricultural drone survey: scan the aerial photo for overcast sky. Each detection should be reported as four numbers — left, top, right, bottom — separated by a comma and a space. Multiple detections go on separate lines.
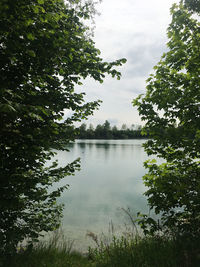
75, 0, 179, 128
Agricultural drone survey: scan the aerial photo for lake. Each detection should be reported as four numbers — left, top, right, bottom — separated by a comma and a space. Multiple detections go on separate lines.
50, 139, 153, 250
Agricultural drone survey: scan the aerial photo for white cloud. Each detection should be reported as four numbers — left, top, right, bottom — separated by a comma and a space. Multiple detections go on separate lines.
72, 0, 179, 127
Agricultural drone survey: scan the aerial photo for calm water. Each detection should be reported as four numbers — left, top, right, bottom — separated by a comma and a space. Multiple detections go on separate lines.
50, 139, 153, 250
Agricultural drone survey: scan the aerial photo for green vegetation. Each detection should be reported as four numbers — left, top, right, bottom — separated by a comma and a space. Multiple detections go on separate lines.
88, 235, 200, 267
76, 120, 145, 139
6, 232, 90, 267
133, 0, 200, 239
6, 232, 200, 267
1, 0, 200, 265
0, 0, 126, 259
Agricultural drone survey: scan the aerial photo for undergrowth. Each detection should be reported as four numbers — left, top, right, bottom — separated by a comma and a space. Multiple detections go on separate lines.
3, 229, 200, 267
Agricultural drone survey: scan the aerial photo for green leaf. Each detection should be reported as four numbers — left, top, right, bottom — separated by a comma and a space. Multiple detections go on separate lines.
27, 33, 35, 40
27, 50, 36, 57
133, 2, 200, 237
25, 19, 33, 26
0, 104, 16, 113
0, 0, 126, 255
33, 6, 39, 14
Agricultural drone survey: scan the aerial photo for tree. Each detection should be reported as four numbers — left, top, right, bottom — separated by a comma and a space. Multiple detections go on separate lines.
0, 0, 126, 256
86, 123, 95, 138
103, 120, 112, 139
133, 2, 200, 237
103, 120, 111, 131
78, 123, 87, 138
95, 124, 104, 139
184, 0, 200, 12
112, 125, 118, 139
121, 123, 127, 131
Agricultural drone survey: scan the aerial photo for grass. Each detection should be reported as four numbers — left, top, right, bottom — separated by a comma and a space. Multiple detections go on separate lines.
6, 230, 91, 267
88, 235, 200, 267
4, 230, 200, 267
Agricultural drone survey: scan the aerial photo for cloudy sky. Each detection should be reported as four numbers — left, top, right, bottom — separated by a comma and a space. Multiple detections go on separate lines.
76, 0, 179, 128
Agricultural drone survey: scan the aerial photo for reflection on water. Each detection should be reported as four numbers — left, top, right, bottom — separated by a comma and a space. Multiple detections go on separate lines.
51, 139, 152, 251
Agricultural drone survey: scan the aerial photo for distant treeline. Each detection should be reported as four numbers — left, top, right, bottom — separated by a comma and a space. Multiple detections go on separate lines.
76, 120, 148, 139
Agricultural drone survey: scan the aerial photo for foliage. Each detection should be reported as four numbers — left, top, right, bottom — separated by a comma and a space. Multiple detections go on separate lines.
184, 0, 200, 13
89, 236, 173, 267
0, 0, 126, 257
76, 121, 145, 139
133, 2, 200, 237
7, 232, 200, 267
8, 230, 91, 267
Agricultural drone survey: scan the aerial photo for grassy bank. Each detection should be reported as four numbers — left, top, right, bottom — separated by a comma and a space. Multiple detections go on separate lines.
4, 232, 200, 267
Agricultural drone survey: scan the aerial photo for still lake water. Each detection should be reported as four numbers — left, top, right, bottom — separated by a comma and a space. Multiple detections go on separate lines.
51, 139, 153, 250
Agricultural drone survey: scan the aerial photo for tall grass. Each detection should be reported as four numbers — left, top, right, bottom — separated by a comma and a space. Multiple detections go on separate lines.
6, 229, 200, 267
7, 230, 90, 267
88, 235, 180, 267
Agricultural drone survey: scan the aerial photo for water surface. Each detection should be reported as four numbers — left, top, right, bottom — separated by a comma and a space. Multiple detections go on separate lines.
51, 139, 152, 250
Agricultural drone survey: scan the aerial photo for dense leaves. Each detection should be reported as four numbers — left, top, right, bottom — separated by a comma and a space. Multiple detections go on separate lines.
184, 0, 200, 13
0, 0, 126, 257
133, 2, 200, 237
